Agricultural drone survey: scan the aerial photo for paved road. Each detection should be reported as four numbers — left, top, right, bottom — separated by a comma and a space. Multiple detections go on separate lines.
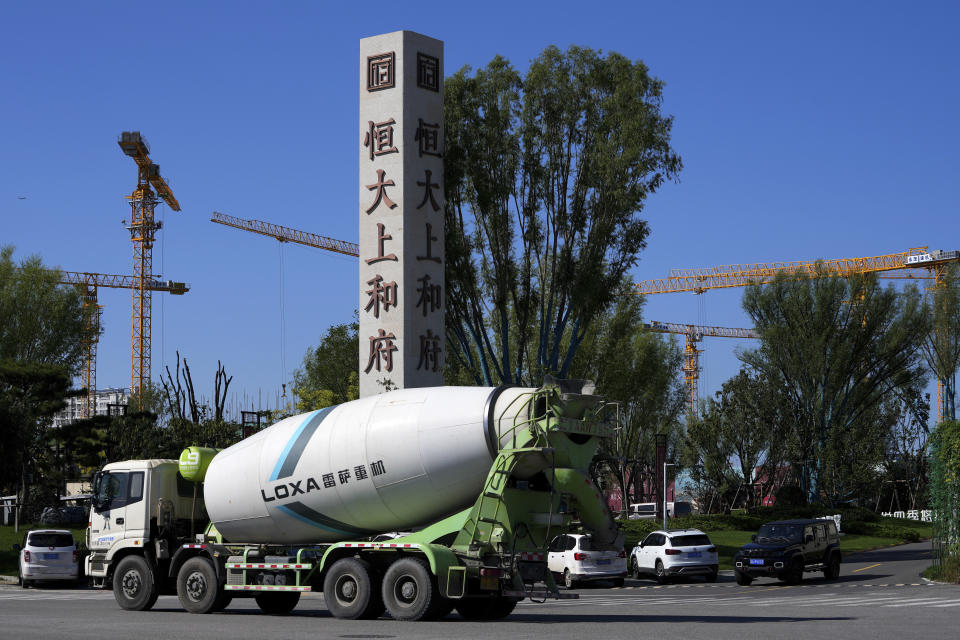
1, 541, 954, 640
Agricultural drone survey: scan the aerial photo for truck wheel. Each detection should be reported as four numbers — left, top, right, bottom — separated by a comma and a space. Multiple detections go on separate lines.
455, 596, 519, 620
177, 557, 223, 614
113, 555, 159, 611
255, 592, 301, 615
382, 557, 436, 621
823, 553, 841, 580
323, 558, 384, 620
563, 569, 577, 589
211, 595, 233, 612
734, 571, 752, 586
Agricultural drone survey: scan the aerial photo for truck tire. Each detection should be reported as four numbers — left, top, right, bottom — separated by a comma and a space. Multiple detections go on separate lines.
455, 596, 519, 620
113, 555, 159, 611
177, 557, 225, 614
323, 557, 384, 620
255, 592, 301, 615
382, 557, 436, 621
734, 571, 752, 586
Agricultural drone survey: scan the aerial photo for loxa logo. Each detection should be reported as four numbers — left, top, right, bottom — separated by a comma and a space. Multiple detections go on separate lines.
261, 477, 323, 503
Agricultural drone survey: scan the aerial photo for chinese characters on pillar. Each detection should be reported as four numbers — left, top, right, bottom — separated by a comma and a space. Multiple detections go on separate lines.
359, 33, 444, 395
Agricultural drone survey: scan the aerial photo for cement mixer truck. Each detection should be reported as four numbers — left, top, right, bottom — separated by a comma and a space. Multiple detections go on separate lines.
84, 379, 625, 621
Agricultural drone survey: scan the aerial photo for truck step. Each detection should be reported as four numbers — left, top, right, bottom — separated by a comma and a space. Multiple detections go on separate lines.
224, 585, 311, 592
225, 562, 312, 570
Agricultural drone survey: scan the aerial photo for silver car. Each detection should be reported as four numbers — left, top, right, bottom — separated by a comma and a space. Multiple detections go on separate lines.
17, 529, 78, 587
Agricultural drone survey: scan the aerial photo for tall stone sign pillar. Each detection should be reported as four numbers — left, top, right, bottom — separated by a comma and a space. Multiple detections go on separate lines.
358, 31, 444, 397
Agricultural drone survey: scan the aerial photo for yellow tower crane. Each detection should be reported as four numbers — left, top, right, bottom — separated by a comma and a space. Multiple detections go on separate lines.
644, 321, 759, 421
210, 211, 359, 256
634, 246, 960, 423
118, 132, 181, 400
57, 271, 188, 418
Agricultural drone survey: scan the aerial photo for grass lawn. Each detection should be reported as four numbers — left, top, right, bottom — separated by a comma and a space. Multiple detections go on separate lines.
0, 524, 87, 576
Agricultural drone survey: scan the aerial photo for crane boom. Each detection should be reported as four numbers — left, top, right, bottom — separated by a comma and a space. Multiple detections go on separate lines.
636, 247, 959, 295
211, 211, 359, 257
644, 321, 759, 421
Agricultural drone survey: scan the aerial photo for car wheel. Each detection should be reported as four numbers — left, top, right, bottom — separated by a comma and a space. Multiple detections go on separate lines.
654, 560, 668, 585
113, 555, 159, 611
323, 557, 384, 620
783, 559, 803, 586
735, 571, 753, 586
630, 557, 642, 579
563, 569, 577, 590
823, 553, 841, 580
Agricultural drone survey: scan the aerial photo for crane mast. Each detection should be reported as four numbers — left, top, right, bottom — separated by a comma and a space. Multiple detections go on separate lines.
118, 132, 181, 400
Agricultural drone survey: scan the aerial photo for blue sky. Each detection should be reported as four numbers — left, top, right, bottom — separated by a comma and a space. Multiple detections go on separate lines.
2, 2, 957, 417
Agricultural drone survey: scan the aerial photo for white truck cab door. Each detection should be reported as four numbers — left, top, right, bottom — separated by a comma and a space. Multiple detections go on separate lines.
90, 470, 147, 547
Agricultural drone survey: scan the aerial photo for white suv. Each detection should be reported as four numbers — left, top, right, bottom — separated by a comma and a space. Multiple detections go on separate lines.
548, 533, 627, 589
630, 528, 718, 584
17, 529, 79, 587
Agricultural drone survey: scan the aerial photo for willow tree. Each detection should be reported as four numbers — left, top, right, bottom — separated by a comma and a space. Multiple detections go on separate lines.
741, 271, 930, 504
444, 46, 682, 386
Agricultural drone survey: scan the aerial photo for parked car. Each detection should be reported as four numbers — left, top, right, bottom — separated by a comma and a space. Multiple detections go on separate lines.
627, 501, 694, 520
16, 529, 79, 587
548, 533, 627, 589
733, 518, 841, 585
630, 528, 719, 583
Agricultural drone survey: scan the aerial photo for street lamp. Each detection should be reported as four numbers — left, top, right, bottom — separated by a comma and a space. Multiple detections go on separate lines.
664, 462, 676, 531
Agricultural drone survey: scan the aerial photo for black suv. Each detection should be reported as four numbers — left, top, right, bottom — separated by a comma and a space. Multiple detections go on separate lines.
733, 518, 841, 585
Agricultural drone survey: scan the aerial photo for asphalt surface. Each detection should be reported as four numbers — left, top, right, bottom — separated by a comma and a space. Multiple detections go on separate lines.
1, 541, 955, 640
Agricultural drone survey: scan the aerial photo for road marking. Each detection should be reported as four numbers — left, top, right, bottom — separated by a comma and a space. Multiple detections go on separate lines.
927, 601, 960, 608
882, 598, 960, 608
852, 563, 882, 573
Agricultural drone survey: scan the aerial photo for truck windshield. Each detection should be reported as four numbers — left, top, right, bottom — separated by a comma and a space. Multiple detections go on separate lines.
756, 524, 802, 544
93, 471, 129, 512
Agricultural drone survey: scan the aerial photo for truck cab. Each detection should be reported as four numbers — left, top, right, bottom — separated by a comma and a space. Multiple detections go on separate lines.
86, 459, 205, 587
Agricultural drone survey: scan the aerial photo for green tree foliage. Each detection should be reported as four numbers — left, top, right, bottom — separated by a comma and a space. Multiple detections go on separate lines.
293, 321, 359, 411
444, 46, 682, 386
683, 405, 740, 513
0, 246, 86, 370
741, 271, 930, 504
0, 360, 77, 499
572, 294, 685, 511
929, 419, 960, 580
923, 265, 960, 423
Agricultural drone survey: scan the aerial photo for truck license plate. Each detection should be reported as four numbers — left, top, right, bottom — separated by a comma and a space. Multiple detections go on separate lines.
480, 576, 498, 590
749, 558, 764, 566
